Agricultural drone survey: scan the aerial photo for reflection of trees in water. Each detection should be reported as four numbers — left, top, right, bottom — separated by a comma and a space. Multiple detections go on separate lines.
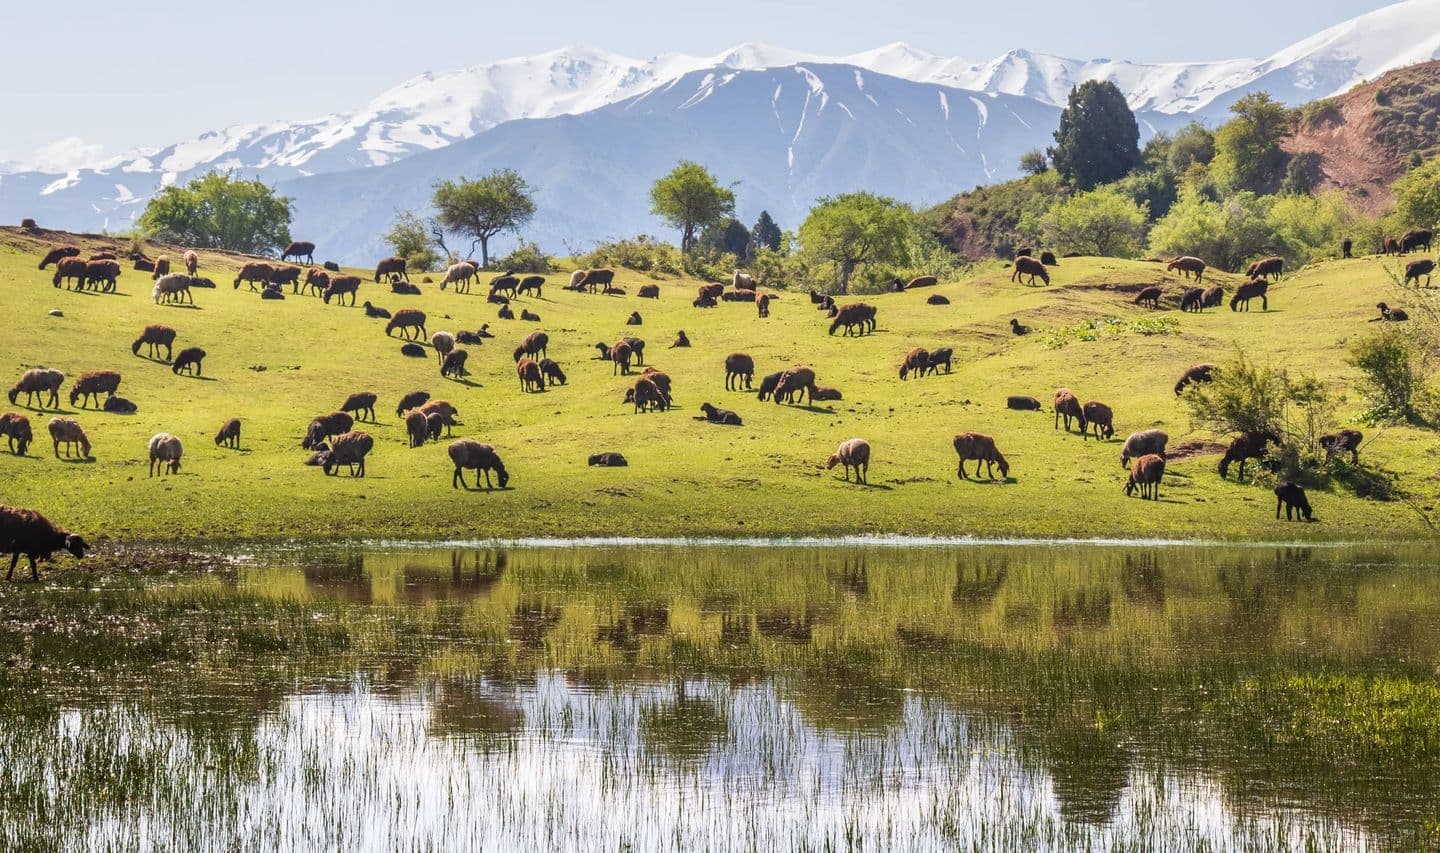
1027, 724, 1133, 827
640, 681, 729, 765
509, 598, 563, 649
756, 609, 817, 643
301, 552, 370, 603
720, 613, 752, 648
1121, 552, 1165, 608
953, 558, 1007, 611
787, 658, 906, 736
427, 678, 526, 746
828, 556, 869, 599
596, 602, 670, 659
1052, 588, 1113, 630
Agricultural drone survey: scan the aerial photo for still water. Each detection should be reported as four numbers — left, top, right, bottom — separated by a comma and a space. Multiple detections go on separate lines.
2, 543, 1437, 850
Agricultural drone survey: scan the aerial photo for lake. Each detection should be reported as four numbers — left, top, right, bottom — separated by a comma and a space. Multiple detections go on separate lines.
2, 542, 1437, 850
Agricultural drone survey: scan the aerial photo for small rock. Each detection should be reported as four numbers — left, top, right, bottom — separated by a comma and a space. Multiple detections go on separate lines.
48, 309, 63, 317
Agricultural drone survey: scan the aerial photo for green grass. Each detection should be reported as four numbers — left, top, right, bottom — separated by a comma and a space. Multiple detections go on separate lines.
2, 226, 1438, 543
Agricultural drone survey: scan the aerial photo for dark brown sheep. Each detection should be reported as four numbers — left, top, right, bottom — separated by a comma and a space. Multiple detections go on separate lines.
395, 390, 430, 417
811, 386, 842, 402
405, 410, 429, 447
540, 359, 567, 386
638, 367, 671, 398
102, 396, 136, 414
8, 369, 63, 409
581, 268, 616, 292
270, 264, 303, 292
132, 324, 177, 361
514, 331, 549, 362
926, 348, 953, 376
1320, 429, 1363, 464
172, 347, 206, 376
927, 294, 950, 305
1134, 286, 1162, 309
516, 275, 545, 297
516, 358, 544, 392
589, 452, 629, 466
1378, 302, 1409, 322
1082, 401, 1114, 441
322, 275, 361, 305
425, 413, 443, 442
498, 305, 515, 320
829, 303, 877, 336
323, 431, 373, 477
826, 438, 870, 483
725, 353, 755, 391
721, 289, 757, 303
450, 439, 508, 489
625, 376, 669, 413
84, 260, 122, 292
906, 275, 939, 289
953, 432, 1009, 480
89, 252, 117, 261
303, 268, 330, 295
1007, 395, 1041, 411
52, 257, 89, 289
69, 370, 121, 408
1275, 481, 1313, 520
151, 256, 171, 280
757, 371, 787, 402
47, 417, 90, 459
773, 367, 817, 405
1011, 256, 1050, 286
38, 245, 81, 270
134, 259, 156, 273
638, 284, 660, 299
373, 256, 407, 283
1053, 388, 1087, 434
698, 283, 725, 301
602, 341, 633, 376
1120, 429, 1168, 467
392, 280, 421, 295
1383, 236, 1401, 255
234, 262, 275, 291
1200, 285, 1225, 309
899, 347, 930, 381
183, 250, 198, 277
671, 330, 691, 348
693, 294, 717, 308
282, 241, 316, 265
1230, 279, 1269, 312
303, 411, 354, 450
215, 418, 241, 449
0, 504, 88, 581
697, 402, 742, 425
323, 260, 340, 272
519, 309, 541, 322
341, 392, 378, 422
1174, 364, 1215, 396
418, 401, 459, 436
757, 294, 771, 318
490, 274, 520, 298
401, 343, 426, 358
1166, 256, 1206, 282
1219, 431, 1280, 480
1342, 238, 1353, 259
1404, 259, 1435, 287
1400, 228, 1433, 254
456, 331, 483, 345
1179, 287, 1204, 312
0, 412, 33, 455
1125, 454, 1165, 500
1246, 256, 1284, 280
1040, 251, 1059, 266
385, 309, 427, 340
441, 349, 469, 379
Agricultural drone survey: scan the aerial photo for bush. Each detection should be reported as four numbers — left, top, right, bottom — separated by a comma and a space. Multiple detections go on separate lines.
1349, 328, 1427, 422
579, 236, 686, 276
492, 240, 552, 274
1028, 187, 1148, 258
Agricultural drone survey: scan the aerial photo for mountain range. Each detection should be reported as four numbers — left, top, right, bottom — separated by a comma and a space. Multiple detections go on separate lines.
2, 0, 1438, 261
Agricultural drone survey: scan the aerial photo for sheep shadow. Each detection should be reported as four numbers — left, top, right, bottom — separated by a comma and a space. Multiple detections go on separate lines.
958, 477, 1016, 486
175, 374, 218, 382
444, 376, 484, 389
57, 456, 95, 464
160, 303, 203, 310
132, 355, 173, 366
457, 484, 513, 493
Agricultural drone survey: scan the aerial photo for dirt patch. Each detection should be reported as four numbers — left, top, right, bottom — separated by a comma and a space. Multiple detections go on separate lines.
1168, 440, 1227, 461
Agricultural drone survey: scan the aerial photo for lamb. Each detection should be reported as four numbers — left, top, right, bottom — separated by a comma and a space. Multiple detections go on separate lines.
322, 275, 362, 306
1246, 256, 1284, 281
725, 353, 755, 390
520, 309, 541, 322
626, 376, 668, 413
391, 280, 421, 295
732, 270, 757, 290
103, 396, 136, 414
184, 250, 199, 276
826, 438, 871, 484
1320, 429, 1363, 464
926, 348, 953, 376
395, 390, 430, 417
899, 348, 930, 381
215, 418, 241, 449
1119, 430, 1168, 467
1053, 389, 1087, 434
693, 294, 717, 308
517, 358, 544, 392
1274, 481, 1314, 521
1007, 395, 1042, 411
1378, 302, 1409, 322
233, 262, 275, 291
8, 368, 64, 409
151, 256, 172, 280
303, 412, 354, 450
172, 347, 206, 376
1383, 237, 1401, 255
1174, 363, 1216, 396
1134, 286, 1162, 309
69, 370, 121, 408
441, 349, 469, 379
0, 412, 33, 455
927, 295, 950, 305
773, 367, 818, 405
1011, 256, 1050, 286
1040, 251, 1059, 266
1082, 401, 1114, 441
1166, 256, 1207, 282
323, 431, 373, 477
282, 241, 316, 265
811, 386, 843, 401
1219, 431, 1279, 480
1125, 454, 1166, 500
757, 371, 787, 402
1400, 227, 1433, 254
757, 294, 772, 318
498, 305, 515, 320
152, 273, 193, 305
405, 411, 429, 447
52, 258, 89, 289
439, 262, 477, 293
449, 439, 509, 489
638, 284, 660, 299
1230, 279, 1269, 312
401, 343, 427, 358
363, 301, 390, 319
1179, 287, 1204, 312
1202, 287, 1225, 311
270, 264, 302, 292
829, 303, 877, 336
431, 331, 456, 366
516, 275, 545, 297
303, 268, 330, 295
697, 402, 742, 425
953, 432, 1009, 480
385, 309, 428, 340
1404, 259, 1435, 287
0, 505, 88, 581
671, 330, 691, 348
514, 331, 549, 362
373, 256, 407, 283
540, 359, 567, 386
38, 245, 80, 270
84, 260, 122, 292
1010, 319, 1030, 335
47, 417, 90, 459
489, 274, 520, 298
147, 432, 183, 477
589, 452, 629, 466
603, 341, 634, 376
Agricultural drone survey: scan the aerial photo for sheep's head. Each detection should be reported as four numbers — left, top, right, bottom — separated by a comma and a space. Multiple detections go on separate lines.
64, 534, 88, 559
996, 457, 1010, 479
1124, 477, 1137, 497
825, 454, 841, 470
495, 466, 510, 488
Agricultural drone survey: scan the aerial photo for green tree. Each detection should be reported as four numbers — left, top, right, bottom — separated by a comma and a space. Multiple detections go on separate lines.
384, 210, 443, 273
1391, 156, 1440, 229
1036, 187, 1148, 257
1349, 328, 1426, 421
138, 172, 291, 255
1047, 81, 1141, 190
1019, 149, 1049, 176
1148, 186, 1277, 271
1211, 93, 1294, 193
431, 169, 536, 267
702, 218, 751, 260
1167, 122, 1216, 173
751, 210, 782, 253
649, 161, 735, 253
798, 192, 912, 293
1266, 191, 1360, 266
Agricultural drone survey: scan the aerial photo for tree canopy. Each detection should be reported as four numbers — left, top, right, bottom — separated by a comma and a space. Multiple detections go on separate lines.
1035, 187, 1148, 258
798, 192, 912, 293
1211, 93, 1294, 194
751, 210, 782, 253
1048, 81, 1141, 191
649, 161, 735, 253
431, 169, 536, 267
138, 173, 292, 255
1391, 156, 1440, 229
384, 210, 443, 273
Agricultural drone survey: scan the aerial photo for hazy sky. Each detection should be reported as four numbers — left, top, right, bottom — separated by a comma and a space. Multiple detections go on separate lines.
0, 0, 1394, 168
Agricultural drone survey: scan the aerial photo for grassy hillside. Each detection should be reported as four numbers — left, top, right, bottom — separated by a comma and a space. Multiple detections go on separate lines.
1, 227, 1437, 544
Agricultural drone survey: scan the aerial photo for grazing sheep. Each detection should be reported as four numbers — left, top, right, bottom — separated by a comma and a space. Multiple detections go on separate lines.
152, 273, 193, 305
826, 438, 871, 484
516, 275, 545, 297
1010, 319, 1030, 335
1400, 228, 1433, 254
282, 241, 316, 265
671, 330, 691, 348
439, 262, 477, 294
52, 258, 89, 289
68, 370, 121, 408
338, 392, 378, 423
638, 284, 660, 299
303, 411, 354, 450
102, 396, 136, 414
449, 439, 508, 489
149, 256, 172, 281
84, 260, 122, 292
953, 432, 1009, 480
215, 418, 241, 449
1007, 395, 1042, 411
1383, 237, 1401, 255
363, 301, 390, 319
1219, 431, 1279, 480
234, 262, 275, 291
1120, 430, 1168, 467
147, 432, 183, 477
1, 412, 33, 455
725, 353, 755, 391
626, 376, 668, 413
581, 268, 616, 292
1180, 287, 1204, 312
1011, 257, 1050, 286
8, 368, 64, 409
498, 305, 515, 320
638, 367, 672, 397
693, 293, 718, 308
603, 341, 634, 376
401, 343, 427, 358
520, 309, 541, 322
405, 410, 429, 447
589, 452, 629, 466
697, 402, 742, 425
1274, 481, 1314, 521
183, 250, 199, 276
757, 294, 771, 318
385, 309, 428, 340
441, 349, 469, 378
926, 348, 953, 376
567, 269, 588, 290
323, 431, 373, 477
1209, 287, 1234, 311
373, 256, 407, 283
1040, 251, 1059, 266
829, 303, 877, 336
431, 331, 456, 365
774, 367, 818, 406
38, 245, 81, 270
1174, 363, 1216, 396
322, 275, 362, 305
304, 445, 331, 467
732, 270, 757, 290
1378, 302, 1409, 322
1053, 389, 1087, 434
1166, 256, 1207, 282
269, 264, 302, 292
395, 390, 430, 417
757, 371, 786, 403
0, 505, 88, 581
1125, 454, 1166, 500
811, 386, 843, 402
1404, 259, 1435, 287
1342, 238, 1353, 259
515, 331, 549, 361
1134, 286, 1162, 309
927, 294, 950, 305
47, 417, 90, 459
1230, 279, 1269, 312
1320, 429, 1363, 464
172, 347, 206, 376
1246, 257, 1284, 281
489, 273, 520, 298
540, 359, 567, 386
516, 358, 544, 392
1082, 401, 1114, 441
302, 268, 330, 295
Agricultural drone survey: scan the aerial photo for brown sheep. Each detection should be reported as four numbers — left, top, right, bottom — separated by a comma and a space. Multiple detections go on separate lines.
47, 417, 90, 459
233, 262, 275, 291
517, 358, 544, 392
385, 309, 428, 339
215, 418, 241, 449
697, 402, 742, 425
1246, 256, 1284, 281
134, 259, 156, 273
926, 348, 953, 376
693, 293, 718, 308
323, 431, 373, 477
757, 294, 771, 318
184, 250, 199, 276
69, 370, 121, 408
489, 274, 519, 298
456, 330, 483, 345
698, 283, 725, 302
322, 275, 362, 305
101, 396, 136, 414
1134, 286, 1162, 309
757, 371, 787, 402
1174, 364, 1216, 396
899, 347, 930, 381
132, 324, 177, 361
392, 280, 421, 295
671, 330, 691, 348
303, 268, 330, 295
425, 412, 444, 441
589, 452, 629, 466
721, 289, 757, 303
450, 439, 509, 489
826, 438, 871, 484
84, 260, 122, 292
89, 252, 117, 261
520, 309, 541, 322
906, 275, 938, 289
1200, 285, 1225, 309
52, 257, 89, 289
1230, 279, 1269, 311
9, 368, 64, 409
1166, 256, 1206, 282
811, 386, 843, 402
282, 241, 316, 265
638, 367, 672, 399
1082, 401, 1114, 441
1275, 481, 1314, 521
399, 342, 427, 358
151, 256, 171, 280
725, 353, 755, 391
1179, 287, 1204, 312
1219, 431, 1280, 480
395, 390, 430, 418
498, 305, 515, 320
626, 376, 668, 413
1053, 389, 1087, 434
1383, 236, 1401, 255
415, 402, 458, 435
405, 410, 429, 447
1378, 302, 1409, 322
303, 411, 354, 450
147, 432, 183, 477
829, 303, 877, 336
1125, 454, 1165, 500
540, 359, 567, 386
581, 268, 616, 292
514, 331, 549, 361
1400, 228, 1433, 254
638, 284, 660, 299
172, 347, 206, 376
1404, 259, 1435, 287
1011, 256, 1050, 286
441, 349, 469, 378
270, 264, 302, 292
373, 256, 407, 283
1320, 429, 1363, 464
928, 294, 951, 305
38, 245, 81, 270
953, 432, 1009, 480
341, 392, 378, 422
774, 367, 817, 405
516, 275, 545, 297
1, 412, 33, 455
1007, 395, 1041, 411
0, 504, 88, 581
604, 341, 634, 376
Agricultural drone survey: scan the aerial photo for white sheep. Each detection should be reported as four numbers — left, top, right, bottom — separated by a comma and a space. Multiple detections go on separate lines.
147, 432, 183, 476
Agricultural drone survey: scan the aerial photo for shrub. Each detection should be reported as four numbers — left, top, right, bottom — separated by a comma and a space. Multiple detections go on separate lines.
1349, 328, 1427, 422
579, 235, 685, 276
1029, 187, 1148, 258
492, 240, 552, 274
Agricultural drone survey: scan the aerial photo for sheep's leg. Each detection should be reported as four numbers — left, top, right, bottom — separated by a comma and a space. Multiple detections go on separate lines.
6, 552, 18, 581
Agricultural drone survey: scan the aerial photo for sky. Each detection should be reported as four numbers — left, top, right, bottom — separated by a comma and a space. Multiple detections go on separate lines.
0, 0, 1396, 169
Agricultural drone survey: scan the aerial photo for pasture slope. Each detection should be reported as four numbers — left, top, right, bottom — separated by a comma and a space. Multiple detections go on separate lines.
0, 226, 1436, 545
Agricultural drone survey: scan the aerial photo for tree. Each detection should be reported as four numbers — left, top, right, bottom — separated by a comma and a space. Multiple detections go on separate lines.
384, 210, 443, 273
1019, 149, 1049, 176
138, 172, 291, 255
431, 169, 536, 267
1167, 122, 1216, 173
649, 161, 735, 253
701, 218, 752, 260
1211, 93, 1294, 194
1047, 81, 1141, 191
751, 210, 782, 253
1391, 156, 1440, 229
1349, 328, 1426, 421
1037, 188, 1148, 258
798, 192, 912, 294
1148, 186, 1277, 272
